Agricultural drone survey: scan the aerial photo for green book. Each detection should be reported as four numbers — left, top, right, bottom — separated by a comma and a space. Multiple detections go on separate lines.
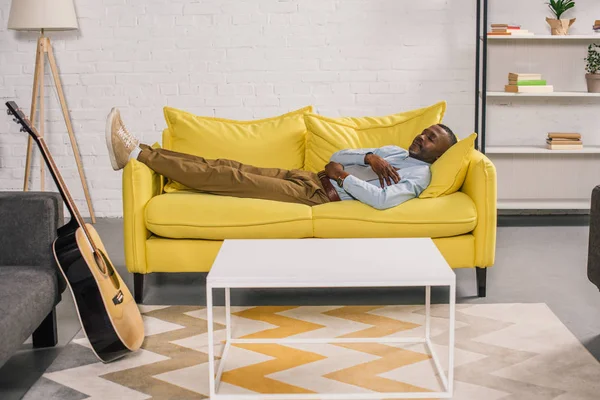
508, 80, 547, 86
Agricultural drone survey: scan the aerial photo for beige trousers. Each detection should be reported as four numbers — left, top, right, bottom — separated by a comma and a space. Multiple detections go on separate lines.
137, 145, 330, 206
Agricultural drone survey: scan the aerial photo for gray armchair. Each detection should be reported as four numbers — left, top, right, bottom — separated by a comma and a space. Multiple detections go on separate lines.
0, 191, 66, 368
589, 186, 600, 291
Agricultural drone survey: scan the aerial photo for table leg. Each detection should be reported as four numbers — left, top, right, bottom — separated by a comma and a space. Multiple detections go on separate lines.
425, 285, 431, 340
225, 287, 231, 341
207, 284, 215, 398
448, 282, 456, 395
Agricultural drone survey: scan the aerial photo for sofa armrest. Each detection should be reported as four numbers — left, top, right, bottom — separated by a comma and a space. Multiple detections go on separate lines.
588, 186, 600, 290
123, 159, 162, 274
460, 151, 497, 267
0, 191, 66, 298
0, 192, 63, 268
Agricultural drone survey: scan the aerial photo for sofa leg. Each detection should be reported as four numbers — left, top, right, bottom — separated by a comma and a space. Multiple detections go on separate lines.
32, 308, 58, 348
476, 267, 487, 298
134, 273, 144, 304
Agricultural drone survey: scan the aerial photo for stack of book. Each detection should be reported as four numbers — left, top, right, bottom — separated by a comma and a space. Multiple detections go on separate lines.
546, 133, 582, 150
488, 24, 534, 36
505, 73, 554, 93
594, 20, 600, 33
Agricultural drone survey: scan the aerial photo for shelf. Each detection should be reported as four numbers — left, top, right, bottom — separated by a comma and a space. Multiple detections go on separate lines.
486, 91, 600, 97
483, 34, 600, 40
486, 145, 600, 154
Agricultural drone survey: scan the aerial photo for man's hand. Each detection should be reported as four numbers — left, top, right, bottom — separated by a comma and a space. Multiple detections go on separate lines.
365, 153, 400, 188
324, 162, 348, 180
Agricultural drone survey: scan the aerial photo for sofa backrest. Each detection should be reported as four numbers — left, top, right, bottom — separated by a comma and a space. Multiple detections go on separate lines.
160, 102, 451, 191
161, 106, 313, 192
162, 106, 312, 169
303, 101, 447, 172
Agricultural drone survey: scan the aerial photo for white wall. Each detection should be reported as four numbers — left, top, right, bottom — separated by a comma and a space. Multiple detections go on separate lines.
0, 0, 598, 217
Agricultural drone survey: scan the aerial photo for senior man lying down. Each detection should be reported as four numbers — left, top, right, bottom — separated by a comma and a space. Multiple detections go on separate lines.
106, 108, 456, 210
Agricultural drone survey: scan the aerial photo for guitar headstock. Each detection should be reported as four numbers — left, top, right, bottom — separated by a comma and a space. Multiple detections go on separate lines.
5, 101, 39, 140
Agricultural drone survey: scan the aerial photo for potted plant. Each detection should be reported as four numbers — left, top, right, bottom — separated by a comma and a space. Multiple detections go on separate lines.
546, 0, 576, 35
586, 44, 600, 93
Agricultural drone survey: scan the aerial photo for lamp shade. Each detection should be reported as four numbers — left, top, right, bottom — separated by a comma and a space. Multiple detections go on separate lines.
8, 0, 78, 31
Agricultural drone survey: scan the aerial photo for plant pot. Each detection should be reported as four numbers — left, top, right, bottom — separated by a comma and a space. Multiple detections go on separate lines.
586, 73, 600, 93
546, 17, 576, 35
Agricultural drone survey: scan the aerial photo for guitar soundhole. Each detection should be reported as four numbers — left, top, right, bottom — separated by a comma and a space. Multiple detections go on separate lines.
95, 250, 121, 290
93, 251, 107, 275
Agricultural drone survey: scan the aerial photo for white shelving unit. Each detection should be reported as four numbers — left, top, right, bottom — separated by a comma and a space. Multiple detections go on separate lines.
476, 1, 600, 212
486, 145, 600, 154
483, 34, 600, 40
486, 91, 600, 97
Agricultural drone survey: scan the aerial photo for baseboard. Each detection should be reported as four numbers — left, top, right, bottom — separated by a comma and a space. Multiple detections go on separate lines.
498, 213, 590, 227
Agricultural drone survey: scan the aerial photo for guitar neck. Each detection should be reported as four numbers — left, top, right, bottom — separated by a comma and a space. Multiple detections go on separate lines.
34, 134, 96, 249
6, 100, 96, 250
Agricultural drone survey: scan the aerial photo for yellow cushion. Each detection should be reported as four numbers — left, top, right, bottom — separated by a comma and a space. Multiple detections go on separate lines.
419, 133, 477, 199
145, 192, 314, 240
304, 102, 446, 172
312, 192, 476, 238
163, 106, 313, 192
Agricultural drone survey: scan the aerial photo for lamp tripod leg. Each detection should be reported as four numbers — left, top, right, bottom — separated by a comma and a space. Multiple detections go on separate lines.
39, 40, 45, 191
24, 38, 43, 191
46, 39, 96, 223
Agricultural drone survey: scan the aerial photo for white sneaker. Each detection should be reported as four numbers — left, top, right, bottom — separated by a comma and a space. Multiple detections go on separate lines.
105, 108, 140, 170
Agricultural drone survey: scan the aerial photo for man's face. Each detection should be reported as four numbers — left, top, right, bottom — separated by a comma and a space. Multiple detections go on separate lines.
409, 125, 453, 163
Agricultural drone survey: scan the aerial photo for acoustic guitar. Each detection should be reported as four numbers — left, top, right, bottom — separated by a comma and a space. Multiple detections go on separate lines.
6, 101, 144, 363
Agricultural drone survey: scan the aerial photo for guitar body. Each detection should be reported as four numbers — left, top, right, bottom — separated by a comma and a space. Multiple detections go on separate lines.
6, 100, 144, 363
53, 221, 144, 362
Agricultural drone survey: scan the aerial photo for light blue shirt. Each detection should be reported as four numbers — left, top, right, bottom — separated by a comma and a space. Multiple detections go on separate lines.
329, 146, 431, 210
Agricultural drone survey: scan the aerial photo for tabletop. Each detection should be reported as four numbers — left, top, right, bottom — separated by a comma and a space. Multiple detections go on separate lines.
207, 238, 455, 288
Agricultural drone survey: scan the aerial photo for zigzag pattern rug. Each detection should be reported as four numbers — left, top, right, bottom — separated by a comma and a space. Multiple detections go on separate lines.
24, 303, 600, 399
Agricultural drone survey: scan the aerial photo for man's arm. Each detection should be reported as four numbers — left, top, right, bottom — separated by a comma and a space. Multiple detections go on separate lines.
329, 145, 406, 166
329, 148, 377, 166
341, 165, 431, 210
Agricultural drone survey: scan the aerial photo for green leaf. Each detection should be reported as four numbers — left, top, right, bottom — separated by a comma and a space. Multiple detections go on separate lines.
548, 0, 576, 19
548, 0, 559, 19
585, 43, 600, 74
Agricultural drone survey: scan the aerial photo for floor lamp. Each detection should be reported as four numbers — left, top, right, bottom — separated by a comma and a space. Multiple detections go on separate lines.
8, 0, 96, 223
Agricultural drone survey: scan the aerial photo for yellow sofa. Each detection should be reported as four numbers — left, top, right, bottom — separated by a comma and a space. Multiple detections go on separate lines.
122, 105, 497, 302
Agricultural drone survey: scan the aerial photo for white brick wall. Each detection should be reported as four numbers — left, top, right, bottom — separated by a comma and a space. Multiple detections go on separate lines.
6, 0, 583, 217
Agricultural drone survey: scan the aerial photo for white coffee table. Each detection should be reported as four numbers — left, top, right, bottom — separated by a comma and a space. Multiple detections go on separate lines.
206, 238, 456, 399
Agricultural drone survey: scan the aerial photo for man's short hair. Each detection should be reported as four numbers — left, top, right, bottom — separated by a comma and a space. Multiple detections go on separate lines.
438, 124, 458, 146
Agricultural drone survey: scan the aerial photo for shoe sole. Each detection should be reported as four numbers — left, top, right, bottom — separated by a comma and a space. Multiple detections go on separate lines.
105, 107, 120, 170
